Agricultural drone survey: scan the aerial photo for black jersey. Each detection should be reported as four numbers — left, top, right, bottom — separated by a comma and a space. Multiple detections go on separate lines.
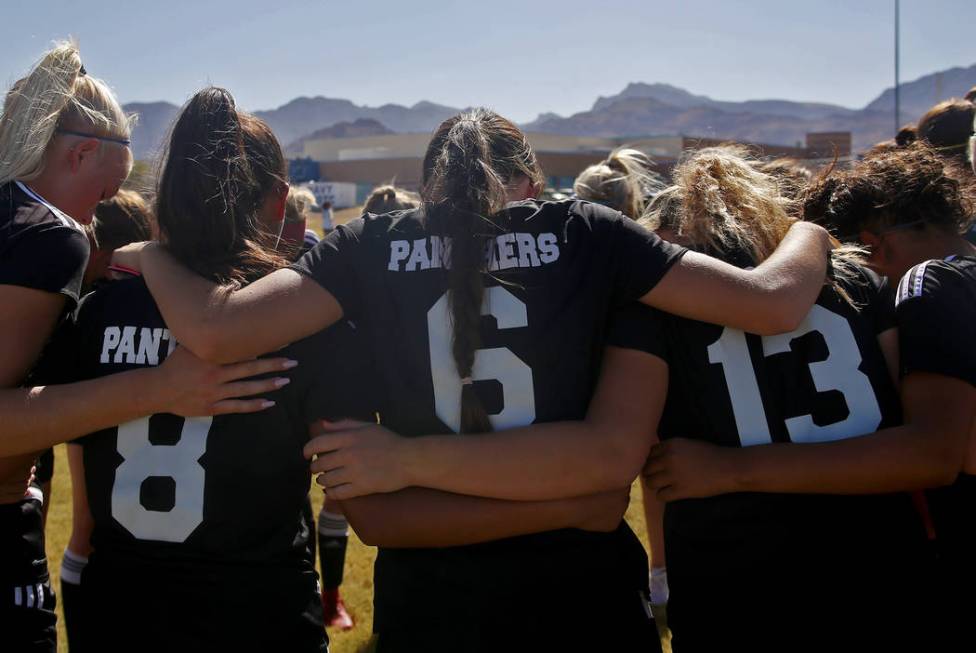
0, 180, 89, 652
897, 257, 976, 577
42, 276, 374, 651
610, 266, 928, 649
0, 180, 89, 305
292, 199, 686, 631
610, 266, 924, 565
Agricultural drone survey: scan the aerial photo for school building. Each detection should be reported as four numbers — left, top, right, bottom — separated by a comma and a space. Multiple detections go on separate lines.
289, 130, 852, 201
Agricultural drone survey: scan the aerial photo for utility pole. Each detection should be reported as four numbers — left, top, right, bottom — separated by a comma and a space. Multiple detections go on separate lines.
894, 0, 901, 135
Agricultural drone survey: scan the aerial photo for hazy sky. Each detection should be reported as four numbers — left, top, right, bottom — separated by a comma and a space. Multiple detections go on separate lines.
3, 0, 974, 122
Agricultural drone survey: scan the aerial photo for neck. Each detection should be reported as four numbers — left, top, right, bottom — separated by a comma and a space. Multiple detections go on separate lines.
21, 167, 87, 222
921, 230, 976, 261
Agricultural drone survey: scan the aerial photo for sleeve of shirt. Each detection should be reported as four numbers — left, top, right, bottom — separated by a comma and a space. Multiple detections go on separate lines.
27, 308, 84, 386
288, 220, 363, 322
604, 301, 670, 364
0, 221, 90, 306
895, 262, 976, 386
610, 211, 687, 305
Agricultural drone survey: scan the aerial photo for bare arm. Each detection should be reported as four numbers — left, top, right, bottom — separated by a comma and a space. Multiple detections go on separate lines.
643, 221, 831, 335
308, 347, 667, 501
0, 285, 297, 456
337, 487, 629, 548
135, 243, 341, 362
646, 372, 973, 500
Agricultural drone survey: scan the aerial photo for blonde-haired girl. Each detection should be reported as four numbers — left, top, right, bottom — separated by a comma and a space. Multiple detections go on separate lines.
0, 43, 288, 652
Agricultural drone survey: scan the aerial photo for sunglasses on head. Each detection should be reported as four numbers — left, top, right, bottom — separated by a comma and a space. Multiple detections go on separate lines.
56, 128, 131, 147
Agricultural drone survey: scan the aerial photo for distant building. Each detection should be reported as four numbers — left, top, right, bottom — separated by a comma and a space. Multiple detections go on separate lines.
291, 130, 852, 195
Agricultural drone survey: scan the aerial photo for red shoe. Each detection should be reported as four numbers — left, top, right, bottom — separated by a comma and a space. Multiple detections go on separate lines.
322, 588, 354, 631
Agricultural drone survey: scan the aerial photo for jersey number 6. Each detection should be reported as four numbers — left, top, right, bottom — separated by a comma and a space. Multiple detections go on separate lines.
427, 287, 536, 433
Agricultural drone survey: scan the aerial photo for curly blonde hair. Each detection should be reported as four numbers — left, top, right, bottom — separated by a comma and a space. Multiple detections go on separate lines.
647, 145, 865, 304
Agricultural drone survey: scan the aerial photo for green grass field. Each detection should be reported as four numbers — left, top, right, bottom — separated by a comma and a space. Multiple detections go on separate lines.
43, 445, 667, 652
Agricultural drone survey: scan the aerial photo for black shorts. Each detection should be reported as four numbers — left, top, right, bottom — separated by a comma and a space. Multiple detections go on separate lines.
82, 557, 329, 653
0, 498, 56, 653
376, 588, 660, 653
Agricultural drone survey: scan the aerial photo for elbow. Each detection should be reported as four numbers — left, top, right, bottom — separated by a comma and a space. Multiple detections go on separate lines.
181, 326, 235, 364
928, 448, 965, 488
596, 435, 648, 490
748, 285, 809, 336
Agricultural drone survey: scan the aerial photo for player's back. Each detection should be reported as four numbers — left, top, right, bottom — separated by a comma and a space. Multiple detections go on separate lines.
292, 198, 686, 631
52, 276, 366, 652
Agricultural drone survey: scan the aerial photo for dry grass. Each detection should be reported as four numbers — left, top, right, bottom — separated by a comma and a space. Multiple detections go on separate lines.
44, 445, 666, 652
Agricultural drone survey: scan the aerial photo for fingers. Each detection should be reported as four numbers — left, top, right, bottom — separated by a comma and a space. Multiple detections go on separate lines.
309, 451, 347, 474
317, 418, 371, 432
216, 377, 290, 401
315, 478, 361, 501
218, 357, 298, 383
210, 398, 276, 415
303, 432, 357, 459
315, 468, 350, 489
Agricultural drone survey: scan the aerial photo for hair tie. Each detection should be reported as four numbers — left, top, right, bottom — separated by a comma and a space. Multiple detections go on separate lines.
460, 376, 474, 386
78, 64, 87, 76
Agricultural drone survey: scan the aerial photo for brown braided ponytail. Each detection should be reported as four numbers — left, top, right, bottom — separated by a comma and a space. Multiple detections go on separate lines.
421, 109, 543, 433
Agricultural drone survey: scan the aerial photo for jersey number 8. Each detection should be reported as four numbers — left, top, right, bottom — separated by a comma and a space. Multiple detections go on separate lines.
111, 416, 212, 543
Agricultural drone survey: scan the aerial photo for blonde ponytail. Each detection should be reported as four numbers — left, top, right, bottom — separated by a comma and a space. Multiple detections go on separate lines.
573, 147, 664, 219
0, 41, 131, 185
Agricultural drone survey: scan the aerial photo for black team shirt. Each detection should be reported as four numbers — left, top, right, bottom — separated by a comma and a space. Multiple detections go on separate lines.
39, 275, 375, 651
896, 256, 976, 576
291, 199, 687, 630
0, 180, 88, 589
608, 263, 927, 616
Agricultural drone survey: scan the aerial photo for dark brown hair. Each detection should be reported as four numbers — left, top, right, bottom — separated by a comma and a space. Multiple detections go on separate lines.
155, 87, 287, 286
803, 142, 975, 241
363, 184, 420, 214
895, 124, 918, 147
917, 99, 975, 168
91, 189, 154, 251
964, 86, 976, 103
421, 108, 544, 433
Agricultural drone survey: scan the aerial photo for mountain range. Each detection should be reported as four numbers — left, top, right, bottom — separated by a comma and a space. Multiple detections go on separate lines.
123, 63, 976, 161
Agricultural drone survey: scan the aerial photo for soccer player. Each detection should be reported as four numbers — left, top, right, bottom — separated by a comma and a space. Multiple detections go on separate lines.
0, 45, 287, 653
644, 143, 976, 649
58, 189, 155, 653
314, 146, 928, 652
115, 109, 832, 651
39, 88, 354, 653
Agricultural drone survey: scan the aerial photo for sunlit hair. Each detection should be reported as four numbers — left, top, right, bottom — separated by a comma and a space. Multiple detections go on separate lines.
803, 142, 975, 241
0, 41, 132, 185
917, 99, 975, 168
639, 185, 682, 232
895, 124, 918, 147
285, 186, 317, 224
657, 145, 865, 303
758, 158, 813, 216
363, 184, 420, 215
573, 147, 664, 220
91, 189, 154, 251
155, 87, 288, 287
421, 108, 544, 434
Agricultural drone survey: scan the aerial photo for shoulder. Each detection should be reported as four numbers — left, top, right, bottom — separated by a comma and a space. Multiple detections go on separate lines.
75, 276, 156, 325
895, 258, 970, 307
